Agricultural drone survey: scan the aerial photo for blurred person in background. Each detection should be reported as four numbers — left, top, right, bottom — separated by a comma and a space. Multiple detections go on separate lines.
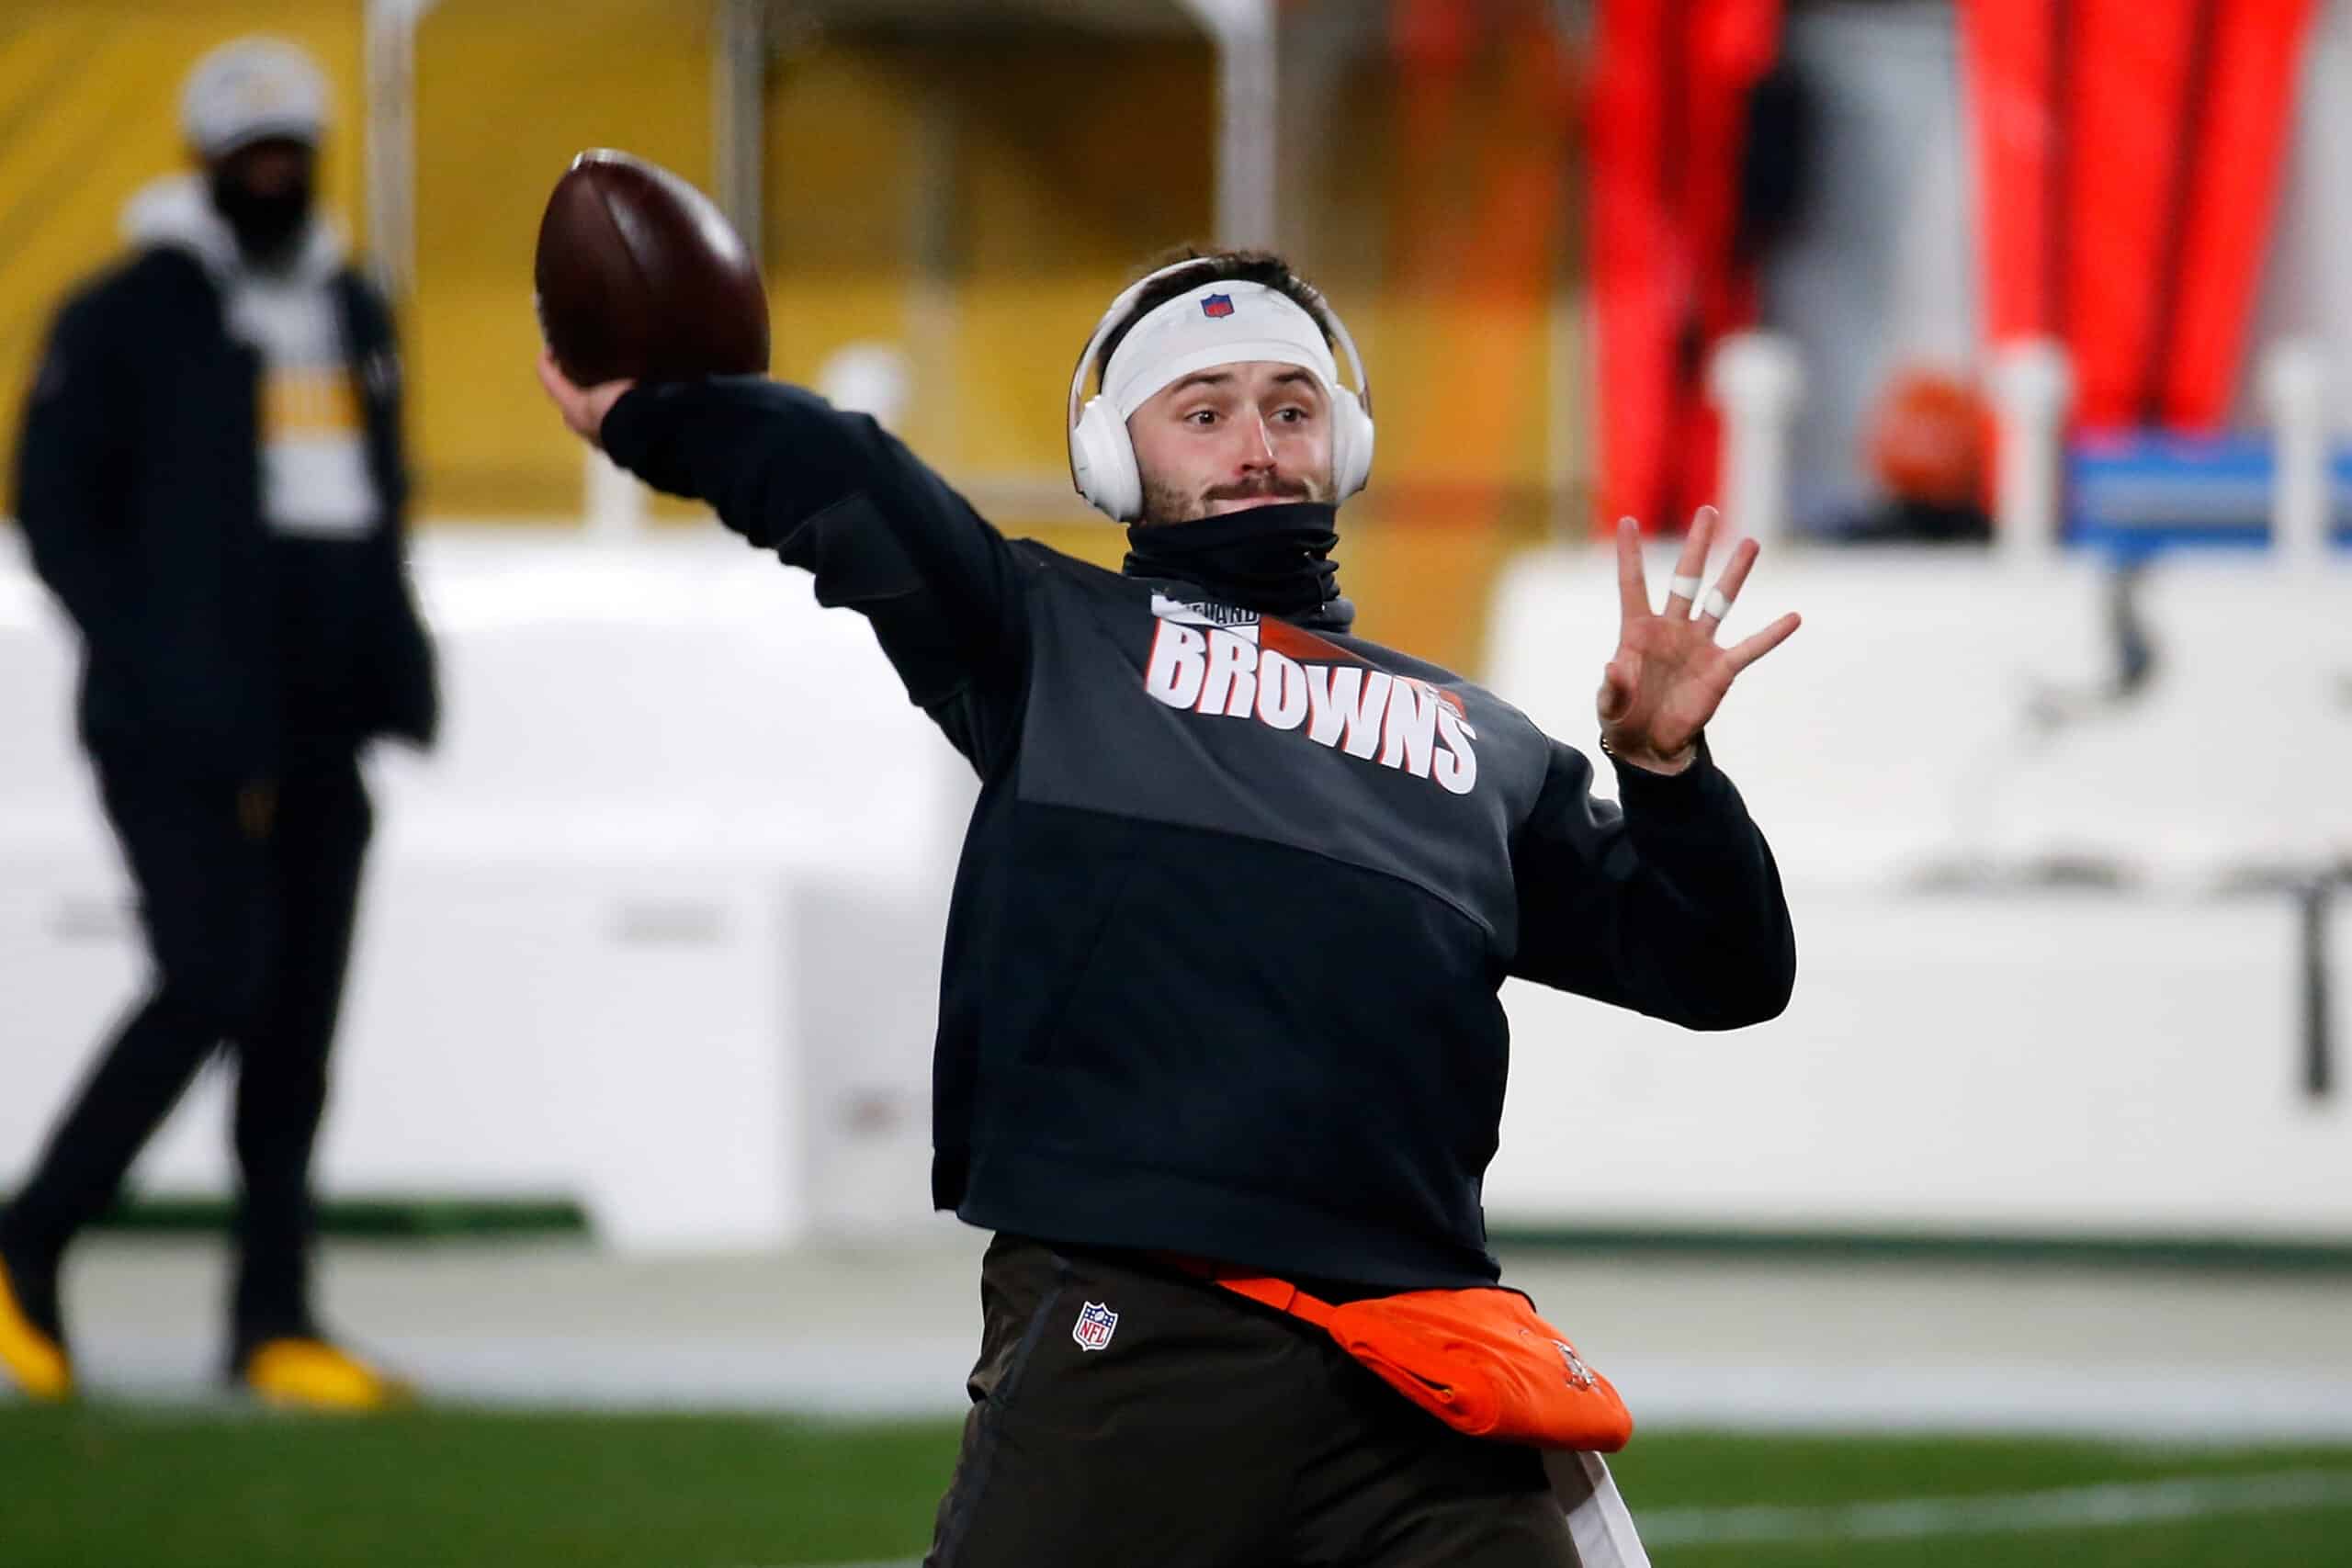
540, 251, 1798, 1566
1823, 367, 1995, 545
0, 37, 435, 1410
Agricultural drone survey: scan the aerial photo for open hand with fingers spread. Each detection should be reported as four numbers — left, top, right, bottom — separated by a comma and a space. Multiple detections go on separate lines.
1598, 505, 1802, 774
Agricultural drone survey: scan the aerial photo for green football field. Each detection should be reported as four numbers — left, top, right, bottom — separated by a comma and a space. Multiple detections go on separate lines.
4, 1404, 2348, 1567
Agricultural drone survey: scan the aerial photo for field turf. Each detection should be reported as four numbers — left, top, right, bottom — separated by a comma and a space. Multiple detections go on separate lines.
3, 1404, 2347, 1566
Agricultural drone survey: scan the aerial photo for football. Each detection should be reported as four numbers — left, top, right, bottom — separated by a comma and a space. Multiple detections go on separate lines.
533, 148, 769, 388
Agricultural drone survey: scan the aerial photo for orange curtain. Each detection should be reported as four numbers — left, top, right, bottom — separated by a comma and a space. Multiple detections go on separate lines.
1588, 0, 1781, 536
1960, 0, 2314, 430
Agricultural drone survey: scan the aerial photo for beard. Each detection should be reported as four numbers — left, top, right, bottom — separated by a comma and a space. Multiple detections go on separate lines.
1138, 468, 1334, 527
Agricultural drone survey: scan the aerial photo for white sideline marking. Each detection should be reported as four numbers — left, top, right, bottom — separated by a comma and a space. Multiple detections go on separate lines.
784, 1468, 2352, 1566
1638, 1469, 2352, 1546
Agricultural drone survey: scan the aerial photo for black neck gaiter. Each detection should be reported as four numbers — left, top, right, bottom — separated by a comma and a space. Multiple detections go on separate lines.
1123, 502, 1353, 631
209, 173, 313, 272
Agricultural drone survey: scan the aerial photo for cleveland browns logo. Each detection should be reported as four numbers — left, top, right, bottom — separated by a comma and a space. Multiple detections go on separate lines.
1142, 596, 1479, 796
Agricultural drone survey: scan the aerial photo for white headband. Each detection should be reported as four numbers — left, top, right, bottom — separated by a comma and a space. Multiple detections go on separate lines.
1100, 281, 1342, 417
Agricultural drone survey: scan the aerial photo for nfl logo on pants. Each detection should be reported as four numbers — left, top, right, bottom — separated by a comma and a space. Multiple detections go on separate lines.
1072, 1301, 1118, 1352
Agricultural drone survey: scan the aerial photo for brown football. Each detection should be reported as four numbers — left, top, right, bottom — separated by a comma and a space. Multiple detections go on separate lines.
534, 149, 769, 387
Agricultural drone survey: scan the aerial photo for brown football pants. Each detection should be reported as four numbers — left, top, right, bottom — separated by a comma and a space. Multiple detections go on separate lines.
924, 1235, 1585, 1568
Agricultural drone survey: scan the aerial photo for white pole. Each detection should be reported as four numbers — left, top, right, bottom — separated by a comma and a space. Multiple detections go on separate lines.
713, 0, 766, 270
2262, 339, 2332, 568
583, 447, 648, 538
362, 0, 431, 299
1178, 0, 1278, 249
1986, 338, 2075, 562
1705, 332, 1804, 544
1547, 285, 1588, 543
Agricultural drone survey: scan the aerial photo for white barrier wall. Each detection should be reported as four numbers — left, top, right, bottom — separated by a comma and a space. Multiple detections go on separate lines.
1484, 545, 2352, 1241
1491, 890, 2347, 1238
4, 532, 2348, 1248
1, 530, 970, 1252
1484, 548, 2352, 886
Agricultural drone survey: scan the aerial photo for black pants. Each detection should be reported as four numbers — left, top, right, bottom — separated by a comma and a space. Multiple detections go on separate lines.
1, 753, 371, 1354
926, 1236, 1582, 1568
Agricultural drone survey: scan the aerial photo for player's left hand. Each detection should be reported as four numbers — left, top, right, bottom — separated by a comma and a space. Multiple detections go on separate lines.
1597, 505, 1802, 774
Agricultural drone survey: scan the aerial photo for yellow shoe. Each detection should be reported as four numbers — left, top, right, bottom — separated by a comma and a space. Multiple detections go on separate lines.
240, 1337, 413, 1413
0, 1256, 72, 1402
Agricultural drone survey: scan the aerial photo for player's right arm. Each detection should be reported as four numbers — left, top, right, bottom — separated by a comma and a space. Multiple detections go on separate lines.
540, 356, 1027, 769
13, 283, 132, 651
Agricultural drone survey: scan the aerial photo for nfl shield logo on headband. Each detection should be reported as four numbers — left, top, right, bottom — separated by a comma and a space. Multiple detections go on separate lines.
1200, 293, 1235, 319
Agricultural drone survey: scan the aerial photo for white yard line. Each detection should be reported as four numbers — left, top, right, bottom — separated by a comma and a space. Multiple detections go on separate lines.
784, 1467, 2352, 1568
1638, 1468, 2352, 1546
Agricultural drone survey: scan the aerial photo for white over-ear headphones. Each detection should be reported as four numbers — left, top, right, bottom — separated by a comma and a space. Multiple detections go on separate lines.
1066, 259, 1377, 523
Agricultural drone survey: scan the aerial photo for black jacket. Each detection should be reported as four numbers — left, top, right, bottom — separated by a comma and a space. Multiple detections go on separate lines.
12, 244, 436, 780
605, 378, 1796, 1290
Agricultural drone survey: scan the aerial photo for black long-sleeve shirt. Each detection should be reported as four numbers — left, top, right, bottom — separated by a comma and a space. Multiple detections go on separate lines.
603, 378, 1794, 1289
12, 245, 435, 779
